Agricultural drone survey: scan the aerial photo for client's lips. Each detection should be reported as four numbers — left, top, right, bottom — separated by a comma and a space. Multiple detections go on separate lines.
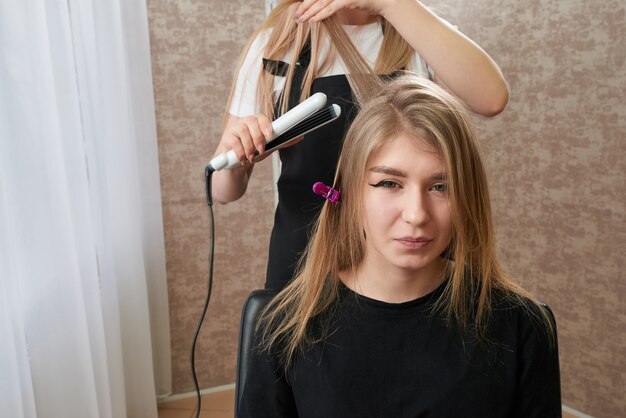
396, 237, 432, 249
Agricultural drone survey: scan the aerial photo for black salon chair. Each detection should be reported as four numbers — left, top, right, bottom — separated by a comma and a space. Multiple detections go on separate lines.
234, 289, 278, 418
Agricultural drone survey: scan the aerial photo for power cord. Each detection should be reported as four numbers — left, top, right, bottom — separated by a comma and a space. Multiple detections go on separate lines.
190, 166, 215, 418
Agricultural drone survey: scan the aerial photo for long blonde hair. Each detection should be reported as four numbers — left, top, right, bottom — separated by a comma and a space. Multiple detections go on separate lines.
226, 0, 414, 120
259, 74, 553, 368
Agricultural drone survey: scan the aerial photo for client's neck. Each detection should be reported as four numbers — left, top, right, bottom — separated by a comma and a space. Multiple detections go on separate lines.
340, 260, 448, 304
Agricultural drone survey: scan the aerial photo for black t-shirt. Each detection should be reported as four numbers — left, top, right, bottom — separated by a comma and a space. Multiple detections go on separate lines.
239, 282, 561, 417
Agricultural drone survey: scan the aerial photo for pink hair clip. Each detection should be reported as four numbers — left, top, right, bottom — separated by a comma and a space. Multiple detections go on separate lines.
312, 182, 340, 204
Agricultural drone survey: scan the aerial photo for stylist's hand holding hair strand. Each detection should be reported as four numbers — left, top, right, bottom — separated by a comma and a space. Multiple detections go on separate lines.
295, 0, 509, 116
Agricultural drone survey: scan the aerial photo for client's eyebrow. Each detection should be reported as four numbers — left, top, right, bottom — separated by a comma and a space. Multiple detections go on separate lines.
369, 166, 448, 182
368, 166, 407, 177
430, 173, 448, 182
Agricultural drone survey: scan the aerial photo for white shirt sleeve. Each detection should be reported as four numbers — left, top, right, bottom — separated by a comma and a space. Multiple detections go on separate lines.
228, 31, 270, 117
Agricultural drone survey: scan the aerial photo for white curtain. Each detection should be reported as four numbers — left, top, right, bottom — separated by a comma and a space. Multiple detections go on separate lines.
0, 0, 171, 417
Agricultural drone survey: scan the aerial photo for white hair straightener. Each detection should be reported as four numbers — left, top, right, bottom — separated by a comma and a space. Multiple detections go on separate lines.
207, 92, 341, 172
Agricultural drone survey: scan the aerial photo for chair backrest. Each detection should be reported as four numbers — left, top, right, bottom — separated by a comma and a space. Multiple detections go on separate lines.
234, 289, 278, 418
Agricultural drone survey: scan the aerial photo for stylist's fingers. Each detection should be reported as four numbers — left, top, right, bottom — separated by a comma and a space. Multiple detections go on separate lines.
231, 122, 254, 164
237, 116, 265, 163
254, 114, 274, 157
237, 115, 274, 162
295, 0, 337, 23
217, 115, 274, 166
217, 130, 247, 166
220, 120, 255, 165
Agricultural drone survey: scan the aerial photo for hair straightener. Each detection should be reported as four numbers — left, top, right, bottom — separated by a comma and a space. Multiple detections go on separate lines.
207, 92, 341, 172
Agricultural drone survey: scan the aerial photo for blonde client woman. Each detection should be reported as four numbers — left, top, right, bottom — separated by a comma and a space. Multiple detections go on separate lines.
238, 75, 561, 417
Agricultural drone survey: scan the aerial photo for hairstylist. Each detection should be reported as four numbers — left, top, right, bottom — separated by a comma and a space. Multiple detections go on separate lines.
211, 0, 509, 290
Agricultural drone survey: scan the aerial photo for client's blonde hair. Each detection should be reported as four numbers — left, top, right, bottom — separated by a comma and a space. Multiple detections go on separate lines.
258, 74, 553, 368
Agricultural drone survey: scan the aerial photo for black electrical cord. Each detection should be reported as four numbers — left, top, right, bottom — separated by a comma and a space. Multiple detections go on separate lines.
190, 166, 215, 418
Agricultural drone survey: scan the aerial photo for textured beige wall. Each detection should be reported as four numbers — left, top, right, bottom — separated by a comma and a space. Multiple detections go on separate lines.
148, 0, 625, 416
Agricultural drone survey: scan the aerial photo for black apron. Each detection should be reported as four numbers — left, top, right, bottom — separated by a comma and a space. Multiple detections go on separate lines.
263, 43, 359, 290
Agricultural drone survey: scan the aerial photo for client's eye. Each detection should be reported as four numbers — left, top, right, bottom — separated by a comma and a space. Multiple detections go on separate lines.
369, 180, 400, 188
430, 183, 448, 192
